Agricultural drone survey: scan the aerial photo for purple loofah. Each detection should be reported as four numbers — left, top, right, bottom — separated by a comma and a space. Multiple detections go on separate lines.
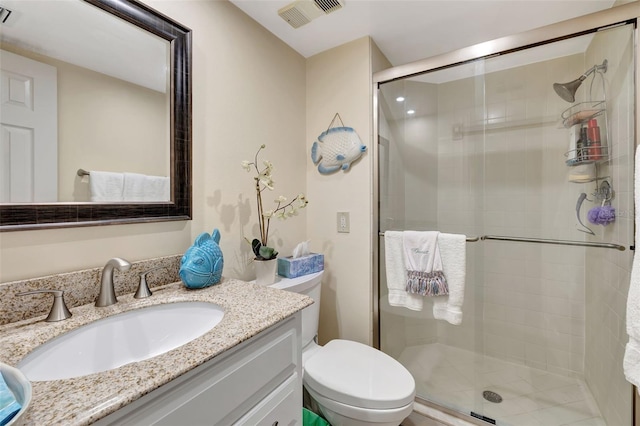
587, 206, 616, 226
599, 205, 616, 225
587, 207, 600, 224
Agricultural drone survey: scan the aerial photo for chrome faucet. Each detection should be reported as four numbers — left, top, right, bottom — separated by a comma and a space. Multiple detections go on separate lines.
96, 257, 131, 307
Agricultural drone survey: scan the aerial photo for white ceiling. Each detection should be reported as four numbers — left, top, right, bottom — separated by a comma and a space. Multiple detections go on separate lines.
0, 0, 168, 93
0, 0, 620, 93
230, 0, 617, 67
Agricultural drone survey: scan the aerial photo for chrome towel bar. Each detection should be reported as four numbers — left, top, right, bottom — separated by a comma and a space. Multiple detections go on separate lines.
378, 232, 626, 251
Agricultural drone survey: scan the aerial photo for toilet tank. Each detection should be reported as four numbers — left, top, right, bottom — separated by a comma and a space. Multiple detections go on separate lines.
269, 271, 323, 349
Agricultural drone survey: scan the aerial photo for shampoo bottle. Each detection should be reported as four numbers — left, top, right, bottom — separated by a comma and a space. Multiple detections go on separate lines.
578, 125, 588, 162
567, 125, 578, 165
587, 118, 602, 160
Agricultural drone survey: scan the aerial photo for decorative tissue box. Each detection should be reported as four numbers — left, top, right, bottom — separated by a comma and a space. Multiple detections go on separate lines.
277, 253, 324, 278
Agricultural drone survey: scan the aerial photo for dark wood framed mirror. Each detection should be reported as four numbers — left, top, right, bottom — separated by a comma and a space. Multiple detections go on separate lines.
0, 0, 192, 231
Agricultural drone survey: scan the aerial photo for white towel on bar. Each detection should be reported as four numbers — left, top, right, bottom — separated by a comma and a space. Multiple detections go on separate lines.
624, 146, 640, 389
384, 231, 424, 311
89, 171, 124, 202
433, 233, 467, 325
123, 173, 170, 201
403, 231, 448, 296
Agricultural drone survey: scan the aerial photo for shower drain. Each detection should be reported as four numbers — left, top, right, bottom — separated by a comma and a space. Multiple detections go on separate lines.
482, 390, 503, 403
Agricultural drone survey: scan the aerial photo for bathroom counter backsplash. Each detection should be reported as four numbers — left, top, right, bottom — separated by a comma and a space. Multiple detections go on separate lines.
0, 278, 312, 425
0, 254, 182, 325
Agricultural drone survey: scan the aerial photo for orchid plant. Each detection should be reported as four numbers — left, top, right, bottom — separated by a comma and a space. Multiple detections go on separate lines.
242, 144, 308, 260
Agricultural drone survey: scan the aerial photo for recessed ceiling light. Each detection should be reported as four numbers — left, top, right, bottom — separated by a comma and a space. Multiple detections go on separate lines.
407, 109, 415, 115
396, 96, 405, 102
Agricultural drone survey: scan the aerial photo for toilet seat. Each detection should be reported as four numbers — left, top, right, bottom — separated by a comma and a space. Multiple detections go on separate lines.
303, 339, 415, 411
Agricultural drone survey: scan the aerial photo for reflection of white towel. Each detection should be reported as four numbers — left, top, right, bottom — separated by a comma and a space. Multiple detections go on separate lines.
123, 173, 170, 201
433, 234, 466, 325
89, 171, 123, 202
384, 231, 423, 311
624, 146, 640, 389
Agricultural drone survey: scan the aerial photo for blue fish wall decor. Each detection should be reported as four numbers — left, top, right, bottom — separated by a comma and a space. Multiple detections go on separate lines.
311, 126, 366, 174
180, 229, 224, 289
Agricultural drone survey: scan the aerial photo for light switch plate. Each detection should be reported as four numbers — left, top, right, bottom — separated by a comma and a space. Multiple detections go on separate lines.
337, 212, 350, 233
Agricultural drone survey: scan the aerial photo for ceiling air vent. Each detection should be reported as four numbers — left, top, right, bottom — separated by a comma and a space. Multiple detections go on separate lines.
278, 0, 344, 29
314, 0, 343, 14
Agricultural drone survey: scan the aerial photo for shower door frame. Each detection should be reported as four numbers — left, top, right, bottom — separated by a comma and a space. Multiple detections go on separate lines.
372, 2, 640, 423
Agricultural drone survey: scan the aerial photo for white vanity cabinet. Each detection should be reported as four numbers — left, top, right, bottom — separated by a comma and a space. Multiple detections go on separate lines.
95, 313, 302, 426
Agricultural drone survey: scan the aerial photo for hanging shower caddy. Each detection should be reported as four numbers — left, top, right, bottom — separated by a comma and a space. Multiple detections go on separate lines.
563, 101, 609, 165
559, 59, 610, 167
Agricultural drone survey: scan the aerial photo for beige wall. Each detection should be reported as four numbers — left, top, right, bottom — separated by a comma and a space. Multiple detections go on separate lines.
304, 37, 389, 345
0, 0, 307, 283
1, 0, 387, 352
152, 0, 308, 282
306, 37, 375, 345
57, 61, 169, 202
0, 44, 169, 202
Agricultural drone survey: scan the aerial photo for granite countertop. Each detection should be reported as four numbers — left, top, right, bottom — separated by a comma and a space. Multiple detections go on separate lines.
0, 279, 312, 425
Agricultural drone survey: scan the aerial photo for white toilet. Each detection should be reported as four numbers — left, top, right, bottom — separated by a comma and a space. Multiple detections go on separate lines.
270, 271, 415, 426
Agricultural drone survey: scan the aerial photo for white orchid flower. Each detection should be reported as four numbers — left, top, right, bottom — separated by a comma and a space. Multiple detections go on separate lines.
244, 144, 309, 258
259, 176, 274, 190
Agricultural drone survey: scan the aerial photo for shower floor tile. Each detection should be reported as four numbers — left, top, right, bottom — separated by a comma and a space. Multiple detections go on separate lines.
398, 343, 605, 426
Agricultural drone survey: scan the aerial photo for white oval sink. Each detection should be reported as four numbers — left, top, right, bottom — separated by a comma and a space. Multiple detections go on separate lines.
18, 301, 224, 381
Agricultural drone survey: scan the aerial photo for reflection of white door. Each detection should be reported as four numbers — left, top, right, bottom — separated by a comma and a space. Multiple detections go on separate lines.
0, 50, 57, 202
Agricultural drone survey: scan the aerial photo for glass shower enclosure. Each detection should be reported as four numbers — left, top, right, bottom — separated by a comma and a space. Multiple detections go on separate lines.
375, 7, 637, 426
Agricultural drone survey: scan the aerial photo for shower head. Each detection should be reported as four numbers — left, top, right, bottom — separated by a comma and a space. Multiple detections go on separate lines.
552, 59, 608, 103
553, 79, 585, 103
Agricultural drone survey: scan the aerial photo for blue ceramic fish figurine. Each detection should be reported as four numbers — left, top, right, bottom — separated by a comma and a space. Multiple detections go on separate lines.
311, 126, 367, 174
179, 229, 224, 289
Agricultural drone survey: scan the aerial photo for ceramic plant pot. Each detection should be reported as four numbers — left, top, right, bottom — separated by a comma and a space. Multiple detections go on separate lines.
255, 258, 277, 286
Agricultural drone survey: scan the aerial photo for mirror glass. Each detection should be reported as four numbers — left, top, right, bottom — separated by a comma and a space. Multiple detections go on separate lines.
0, 0, 192, 230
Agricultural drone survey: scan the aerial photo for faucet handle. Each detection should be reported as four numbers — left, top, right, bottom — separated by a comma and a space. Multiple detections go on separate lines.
135, 267, 164, 299
17, 290, 72, 322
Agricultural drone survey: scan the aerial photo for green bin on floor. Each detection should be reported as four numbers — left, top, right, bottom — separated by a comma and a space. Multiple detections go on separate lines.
303, 408, 330, 426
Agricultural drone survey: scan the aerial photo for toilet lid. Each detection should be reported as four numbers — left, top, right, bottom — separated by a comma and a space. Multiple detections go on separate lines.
303, 339, 415, 410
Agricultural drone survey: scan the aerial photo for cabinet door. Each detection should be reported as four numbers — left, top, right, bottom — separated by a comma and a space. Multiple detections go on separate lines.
155, 324, 297, 426
235, 374, 301, 426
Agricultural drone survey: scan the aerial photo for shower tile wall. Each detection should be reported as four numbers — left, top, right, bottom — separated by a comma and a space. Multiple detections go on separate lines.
435, 55, 590, 375
583, 25, 635, 426
379, 24, 635, 424
401, 84, 447, 349
379, 81, 441, 357
435, 71, 485, 353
